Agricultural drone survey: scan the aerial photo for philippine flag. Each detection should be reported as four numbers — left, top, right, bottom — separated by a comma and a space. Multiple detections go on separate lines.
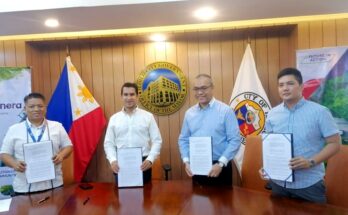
46, 56, 106, 182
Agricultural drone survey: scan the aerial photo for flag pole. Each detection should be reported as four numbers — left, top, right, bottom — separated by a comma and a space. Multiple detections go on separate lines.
66, 45, 70, 57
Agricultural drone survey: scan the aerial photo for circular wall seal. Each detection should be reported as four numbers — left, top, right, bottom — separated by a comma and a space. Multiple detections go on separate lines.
136, 62, 187, 115
230, 92, 271, 143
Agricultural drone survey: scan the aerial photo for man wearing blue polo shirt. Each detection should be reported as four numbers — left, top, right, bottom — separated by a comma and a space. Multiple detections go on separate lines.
262, 68, 341, 203
178, 74, 241, 186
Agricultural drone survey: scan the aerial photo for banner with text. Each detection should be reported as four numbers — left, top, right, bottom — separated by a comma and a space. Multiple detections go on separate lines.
297, 47, 348, 142
0, 67, 31, 198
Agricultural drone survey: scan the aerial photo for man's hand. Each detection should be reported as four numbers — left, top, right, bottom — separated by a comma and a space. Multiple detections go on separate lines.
259, 168, 269, 180
290, 157, 311, 170
52, 153, 64, 164
208, 164, 223, 177
52, 146, 72, 164
111, 160, 119, 174
141, 160, 152, 171
184, 162, 193, 177
15, 161, 26, 172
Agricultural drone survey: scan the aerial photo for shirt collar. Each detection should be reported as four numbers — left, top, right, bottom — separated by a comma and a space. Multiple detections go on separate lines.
197, 97, 215, 110
282, 97, 306, 111
122, 106, 138, 115
26, 118, 45, 128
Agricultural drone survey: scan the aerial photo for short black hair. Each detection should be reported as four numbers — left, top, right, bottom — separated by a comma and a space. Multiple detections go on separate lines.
24, 92, 46, 104
277, 68, 303, 85
121, 82, 138, 95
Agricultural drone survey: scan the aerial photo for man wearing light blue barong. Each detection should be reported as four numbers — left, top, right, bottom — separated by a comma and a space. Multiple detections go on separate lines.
260, 68, 341, 203
178, 74, 241, 186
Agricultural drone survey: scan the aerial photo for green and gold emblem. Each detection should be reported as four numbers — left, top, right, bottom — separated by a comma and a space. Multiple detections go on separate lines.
136, 62, 187, 115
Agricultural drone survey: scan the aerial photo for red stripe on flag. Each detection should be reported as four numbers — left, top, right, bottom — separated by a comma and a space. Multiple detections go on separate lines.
68, 107, 106, 182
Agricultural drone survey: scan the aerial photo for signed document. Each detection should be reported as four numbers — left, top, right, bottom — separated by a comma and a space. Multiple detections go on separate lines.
0, 198, 12, 212
262, 133, 293, 182
189, 137, 212, 176
23, 141, 55, 184
117, 147, 143, 187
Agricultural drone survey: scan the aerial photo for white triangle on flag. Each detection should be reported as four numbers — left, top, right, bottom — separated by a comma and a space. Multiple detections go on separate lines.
66, 57, 100, 120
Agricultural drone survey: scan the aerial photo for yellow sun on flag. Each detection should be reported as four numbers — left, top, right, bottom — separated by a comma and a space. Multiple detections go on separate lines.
74, 108, 82, 117
69, 65, 77, 72
77, 85, 95, 103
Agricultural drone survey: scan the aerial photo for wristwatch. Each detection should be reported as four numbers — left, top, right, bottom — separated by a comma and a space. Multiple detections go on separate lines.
218, 162, 225, 168
308, 159, 316, 168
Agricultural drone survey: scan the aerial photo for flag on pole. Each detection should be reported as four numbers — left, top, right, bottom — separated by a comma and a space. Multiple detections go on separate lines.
46, 56, 106, 182
230, 44, 271, 175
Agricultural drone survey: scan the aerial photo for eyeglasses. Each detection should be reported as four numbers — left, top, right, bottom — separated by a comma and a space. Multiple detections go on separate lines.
192, 85, 212, 92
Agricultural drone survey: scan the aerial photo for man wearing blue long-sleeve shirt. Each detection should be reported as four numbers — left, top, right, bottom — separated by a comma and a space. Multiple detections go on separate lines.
178, 74, 241, 186
260, 68, 341, 203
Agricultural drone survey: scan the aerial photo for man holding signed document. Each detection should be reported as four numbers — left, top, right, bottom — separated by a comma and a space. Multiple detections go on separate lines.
0, 93, 73, 194
178, 74, 241, 186
260, 68, 341, 203
104, 82, 162, 187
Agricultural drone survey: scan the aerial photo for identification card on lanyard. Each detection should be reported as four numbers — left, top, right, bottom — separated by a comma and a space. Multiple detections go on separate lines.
25, 121, 46, 143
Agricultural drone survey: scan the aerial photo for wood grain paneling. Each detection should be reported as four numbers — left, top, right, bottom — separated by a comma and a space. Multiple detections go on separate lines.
1, 18, 347, 184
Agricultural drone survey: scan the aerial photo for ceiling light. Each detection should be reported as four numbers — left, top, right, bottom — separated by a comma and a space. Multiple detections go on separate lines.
150, 34, 166, 42
45, 19, 59, 27
193, 7, 217, 20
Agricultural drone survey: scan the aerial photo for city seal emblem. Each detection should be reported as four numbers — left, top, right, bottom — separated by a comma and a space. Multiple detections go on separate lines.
230, 92, 271, 143
136, 61, 187, 115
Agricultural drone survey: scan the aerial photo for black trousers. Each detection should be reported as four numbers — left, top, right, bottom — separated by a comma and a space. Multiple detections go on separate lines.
192, 161, 232, 186
114, 157, 152, 185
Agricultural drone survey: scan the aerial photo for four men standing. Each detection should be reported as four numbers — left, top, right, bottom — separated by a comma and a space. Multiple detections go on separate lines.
0, 70, 342, 203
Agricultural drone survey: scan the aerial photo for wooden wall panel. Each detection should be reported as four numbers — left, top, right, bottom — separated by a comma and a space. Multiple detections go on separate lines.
187, 32, 200, 106
41, 50, 51, 99
309, 21, 323, 48
0, 42, 5, 66
48, 45, 61, 93
232, 32, 245, 85
4, 41, 17, 66
1, 18, 343, 184
210, 31, 223, 101
112, 43, 125, 112
267, 32, 281, 107
154, 42, 171, 178
322, 20, 336, 47
101, 44, 115, 119
166, 40, 182, 180
198, 32, 211, 76
15, 41, 26, 66
255, 30, 269, 95
336, 19, 348, 45
176, 38, 190, 180
220, 35, 234, 104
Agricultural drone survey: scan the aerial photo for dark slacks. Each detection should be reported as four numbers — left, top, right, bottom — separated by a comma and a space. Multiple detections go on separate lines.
192, 161, 232, 186
269, 180, 326, 203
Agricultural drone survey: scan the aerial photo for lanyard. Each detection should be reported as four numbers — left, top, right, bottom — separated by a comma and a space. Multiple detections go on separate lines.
25, 120, 46, 142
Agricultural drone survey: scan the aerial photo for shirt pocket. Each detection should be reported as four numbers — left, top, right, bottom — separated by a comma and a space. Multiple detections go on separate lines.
114, 121, 129, 138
